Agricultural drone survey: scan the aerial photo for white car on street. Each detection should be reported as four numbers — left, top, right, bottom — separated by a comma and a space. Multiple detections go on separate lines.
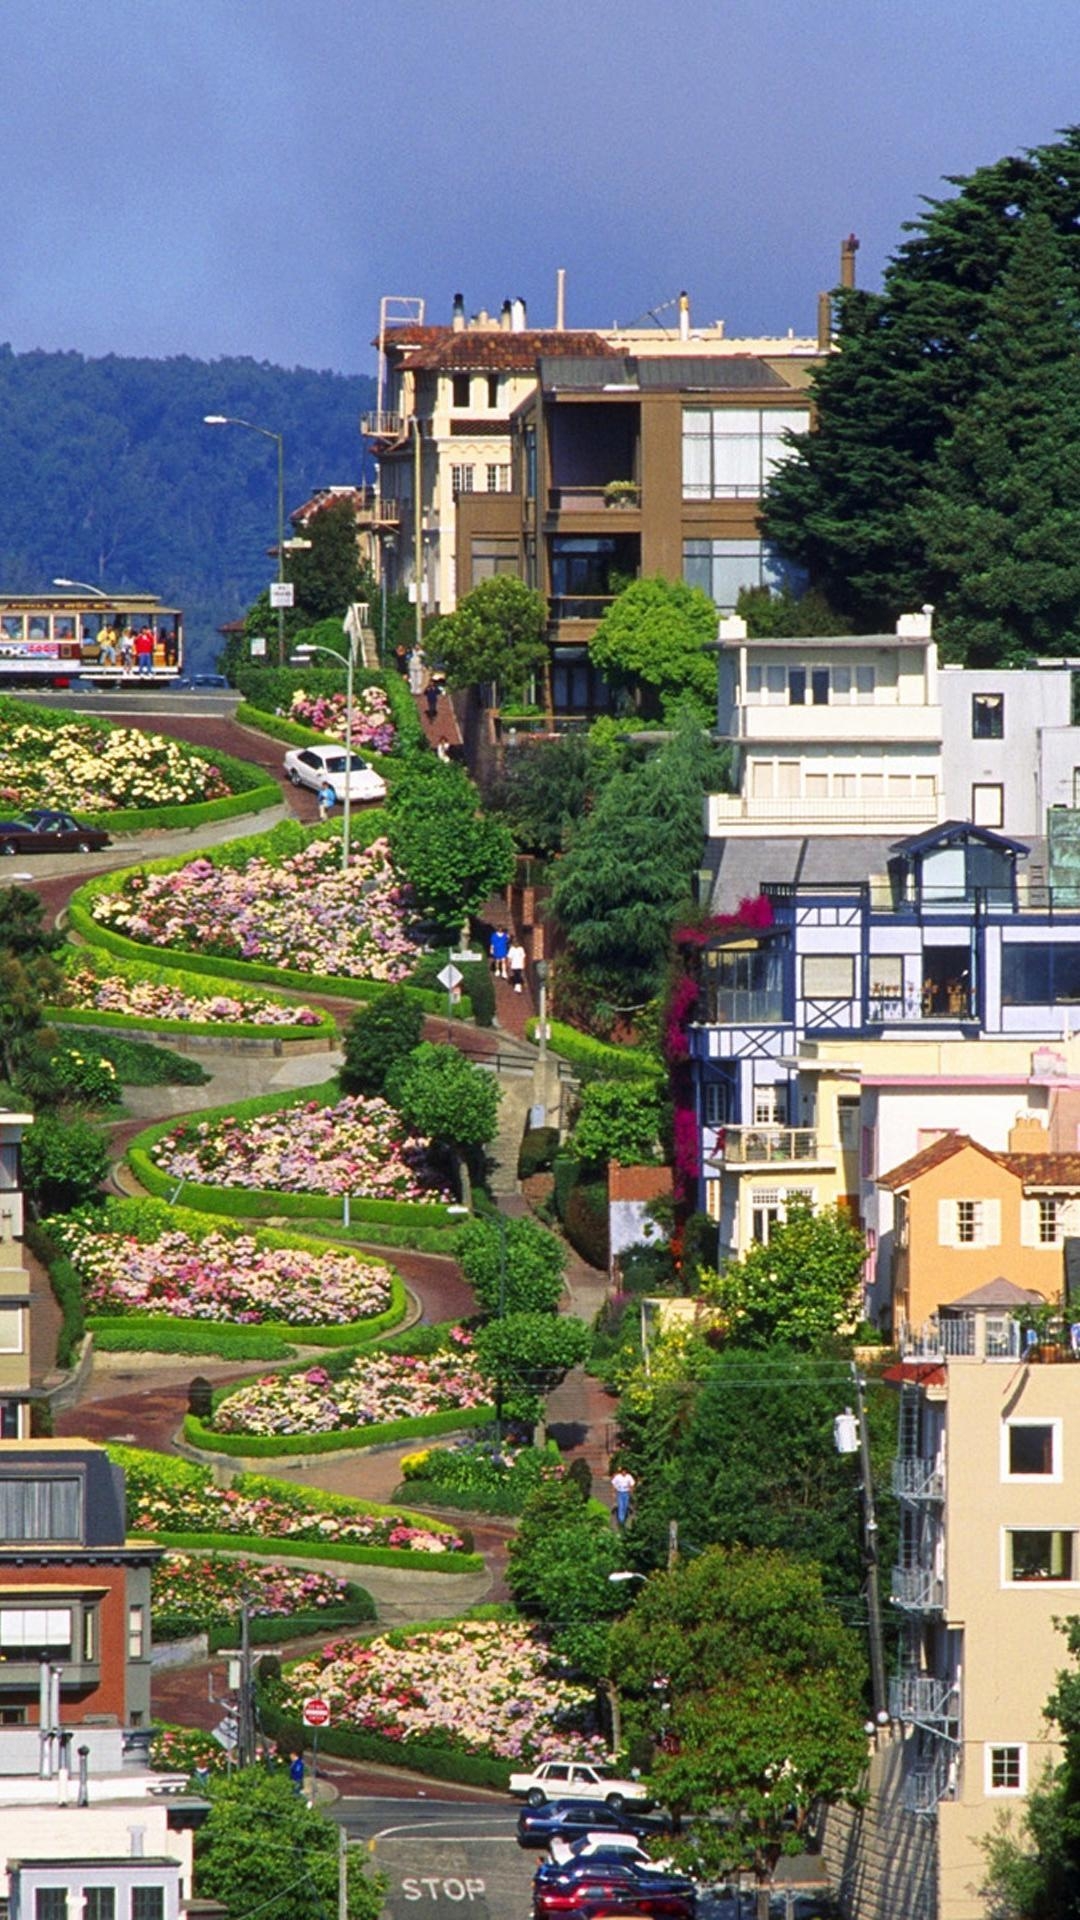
548, 1834, 653, 1868
283, 745, 387, 804
509, 1760, 651, 1809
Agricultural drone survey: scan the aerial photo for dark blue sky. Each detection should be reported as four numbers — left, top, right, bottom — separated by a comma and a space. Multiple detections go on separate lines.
4, 0, 1079, 374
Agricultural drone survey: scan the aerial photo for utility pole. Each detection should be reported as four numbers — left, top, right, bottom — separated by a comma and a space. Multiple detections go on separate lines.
853, 1370, 888, 1722
237, 1601, 255, 1768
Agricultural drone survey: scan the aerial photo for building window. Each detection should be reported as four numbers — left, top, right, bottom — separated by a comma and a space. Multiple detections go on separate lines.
973, 693, 1005, 739
0, 1608, 73, 1659
470, 537, 519, 583
0, 1309, 22, 1354
986, 1745, 1026, 1794
972, 783, 1004, 828
750, 1187, 812, 1246
838, 1098, 860, 1152
0, 1401, 20, 1439
35, 1893, 67, 1920
486, 375, 499, 408
939, 1198, 1000, 1248
801, 954, 855, 1000
524, 430, 537, 501
682, 406, 808, 499
485, 464, 511, 492
682, 538, 787, 611
84, 1891, 116, 1920
0, 1477, 82, 1542
129, 1605, 146, 1661
451, 374, 470, 410
1004, 1420, 1060, 1480
1005, 1529, 1077, 1583
753, 1084, 786, 1127
1002, 943, 1080, 1006
1039, 1197, 1061, 1244
450, 465, 474, 496
83, 1607, 96, 1663
702, 1085, 726, 1127
131, 1893, 164, 1920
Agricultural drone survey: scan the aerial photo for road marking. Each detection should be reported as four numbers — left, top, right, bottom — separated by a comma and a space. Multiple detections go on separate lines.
371, 1824, 518, 1842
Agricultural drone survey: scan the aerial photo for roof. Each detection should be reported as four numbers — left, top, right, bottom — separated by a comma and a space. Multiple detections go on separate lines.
881, 1136, 1080, 1194
406, 330, 618, 372
537, 353, 795, 392
878, 1133, 997, 1191
889, 820, 1030, 858
1000, 1153, 1080, 1188
608, 1164, 674, 1205
376, 324, 446, 348
941, 1277, 1046, 1310
707, 835, 896, 916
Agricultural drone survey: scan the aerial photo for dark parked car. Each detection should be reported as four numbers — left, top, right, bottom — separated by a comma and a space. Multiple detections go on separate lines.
518, 1802, 661, 1851
170, 673, 231, 691
532, 1860, 697, 1920
0, 809, 110, 855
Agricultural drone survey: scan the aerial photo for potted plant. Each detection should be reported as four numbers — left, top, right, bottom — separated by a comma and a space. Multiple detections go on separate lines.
1025, 1300, 1067, 1362
603, 480, 640, 509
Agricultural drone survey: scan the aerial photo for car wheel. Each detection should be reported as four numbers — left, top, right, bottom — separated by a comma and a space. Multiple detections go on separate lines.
287, 768, 301, 785
76, 839, 93, 853
0, 842, 16, 857
527, 1789, 546, 1808
605, 1794, 625, 1812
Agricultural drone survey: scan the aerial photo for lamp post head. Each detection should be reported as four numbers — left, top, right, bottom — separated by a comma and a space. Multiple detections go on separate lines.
203, 414, 229, 425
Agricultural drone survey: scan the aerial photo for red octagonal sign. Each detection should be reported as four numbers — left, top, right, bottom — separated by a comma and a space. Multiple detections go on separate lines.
302, 1697, 331, 1728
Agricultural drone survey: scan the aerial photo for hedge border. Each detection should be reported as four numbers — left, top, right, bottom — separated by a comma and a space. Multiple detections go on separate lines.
526, 1018, 664, 1083
141, 1528, 483, 1575
48, 949, 338, 1043
183, 1402, 494, 1459
258, 1697, 510, 1788
156, 1596, 376, 1649
85, 1272, 409, 1354
234, 704, 393, 777
125, 1083, 460, 1227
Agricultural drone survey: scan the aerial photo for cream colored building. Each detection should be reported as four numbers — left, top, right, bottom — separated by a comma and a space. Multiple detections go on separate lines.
878, 1298, 1080, 1918
0, 1107, 36, 1440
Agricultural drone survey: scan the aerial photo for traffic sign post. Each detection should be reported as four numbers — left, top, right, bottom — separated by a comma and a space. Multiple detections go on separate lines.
437, 959, 463, 1027
303, 1697, 330, 1802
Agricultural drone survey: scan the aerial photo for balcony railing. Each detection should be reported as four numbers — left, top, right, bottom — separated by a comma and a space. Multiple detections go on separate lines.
867, 992, 974, 1024
549, 595, 616, 623
707, 792, 939, 829
889, 1673, 959, 1727
373, 497, 403, 523
901, 1314, 1024, 1362
892, 1456, 946, 1502
719, 1126, 821, 1165
891, 1565, 946, 1613
903, 1749, 956, 1815
548, 485, 641, 512
361, 411, 406, 441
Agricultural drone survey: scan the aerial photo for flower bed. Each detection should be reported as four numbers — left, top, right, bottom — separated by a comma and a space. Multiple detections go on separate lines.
50, 1215, 397, 1327
399, 1440, 567, 1515
211, 1333, 486, 1438
152, 1551, 359, 1636
111, 1445, 472, 1562
55, 956, 326, 1033
88, 836, 424, 983
0, 704, 234, 812
149, 1094, 449, 1203
282, 1619, 606, 1765
289, 685, 395, 752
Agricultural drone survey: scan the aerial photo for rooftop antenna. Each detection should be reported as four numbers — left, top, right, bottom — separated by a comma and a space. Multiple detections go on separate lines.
613, 292, 685, 335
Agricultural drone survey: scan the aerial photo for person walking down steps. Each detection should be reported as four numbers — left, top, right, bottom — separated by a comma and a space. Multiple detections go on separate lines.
318, 779, 336, 822
611, 1463, 636, 1527
508, 938, 526, 993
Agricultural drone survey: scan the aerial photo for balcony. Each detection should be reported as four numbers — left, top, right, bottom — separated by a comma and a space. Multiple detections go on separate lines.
547, 484, 641, 513
373, 498, 403, 525
892, 1456, 945, 1502
361, 411, 406, 444
901, 1314, 1024, 1363
891, 1565, 945, 1613
718, 1126, 822, 1165
707, 792, 939, 835
889, 1673, 959, 1727
902, 1749, 956, 1815
868, 991, 973, 1025
698, 989, 785, 1027
729, 703, 942, 745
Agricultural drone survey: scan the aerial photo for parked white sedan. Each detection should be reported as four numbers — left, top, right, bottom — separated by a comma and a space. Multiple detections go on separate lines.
283, 745, 387, 804
509, 1760, 651, 1809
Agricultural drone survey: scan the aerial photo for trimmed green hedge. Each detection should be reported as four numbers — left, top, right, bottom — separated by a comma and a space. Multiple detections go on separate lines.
86, 1270, 408, 1356
184, 1402, 494, 1459
26, 1225, 84, 1370
207, 1601, 376, 1652
258, 1696, 510, 1787
526, 1019, 663, 1083
235, 663, 425, 759
142, 1528, 482, 1574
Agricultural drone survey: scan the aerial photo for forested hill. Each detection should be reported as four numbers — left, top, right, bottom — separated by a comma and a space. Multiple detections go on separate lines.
0, 344, 375, 666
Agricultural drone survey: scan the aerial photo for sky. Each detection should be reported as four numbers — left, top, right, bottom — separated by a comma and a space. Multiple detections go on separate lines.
4, 0, 1080, 378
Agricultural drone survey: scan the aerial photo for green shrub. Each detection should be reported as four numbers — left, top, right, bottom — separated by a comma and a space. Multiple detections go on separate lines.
409, 953, 495, 1027
26, 1226, 84, 1369
340, 990, 424, 1098
22, 1116, 109, 1215
456, 1216, 566, 1317
184, 1403, 494, 1459
564, 1179, 609, 1271
89, 1320, 296, 1361
526, 1019, 663, 1083
552, 1152, 580, 1222
141, 1528, 482, 1575
56, 1031, 209, 1089
518, 1127, 560, 1180
400, 1440, 564, 1515
258, 1697, 511, 1789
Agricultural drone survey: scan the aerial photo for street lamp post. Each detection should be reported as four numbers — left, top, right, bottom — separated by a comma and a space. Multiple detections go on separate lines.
380, 534, 396, 668
203, 414, 287, 665
52, 578, 107, 599
292, 636, 358, 874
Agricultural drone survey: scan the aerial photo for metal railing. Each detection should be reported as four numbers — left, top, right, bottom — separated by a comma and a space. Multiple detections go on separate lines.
708, 792, 939, 827
867, 993, 973, 1024
892, 1456, 946, 1502
549, 595, 617, 623
719, 1126, 821, 1164
889, 1673, 959, 1727
903, 1749, 956, 1815
900, 1314, 1024, 1362
891, 1565, 946, 1613
698, 990, 785, 1026
548, 485, 641, 511
361, 411, 405, 440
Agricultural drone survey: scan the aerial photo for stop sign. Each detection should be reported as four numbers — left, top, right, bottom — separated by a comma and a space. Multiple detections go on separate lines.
302, 1697, 331, 1728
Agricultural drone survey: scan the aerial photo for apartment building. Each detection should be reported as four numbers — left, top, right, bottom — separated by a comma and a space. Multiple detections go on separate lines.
0, 1105, 38, 1442
879, 1299, 1080, 1919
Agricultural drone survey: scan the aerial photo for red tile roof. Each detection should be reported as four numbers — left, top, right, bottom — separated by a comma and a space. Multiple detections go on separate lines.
405, 330, 619, 372
999, 1153, 1080, 1188
877, 1133, 986, 1190
879, 1135, 1080, 1194
608, 1164, 674, 1205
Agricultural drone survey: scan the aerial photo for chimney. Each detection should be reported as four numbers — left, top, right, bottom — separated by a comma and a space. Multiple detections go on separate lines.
840, 234, 859, 290
511, 296, 527, 332
500, 300, 512, 331
451, 292, 465, 334
77, 1744, 89, 1809
1008, 1114, 1050, 1153
678, 291, 690, 341
556, 268, 566, 331
817, 290, 832, 350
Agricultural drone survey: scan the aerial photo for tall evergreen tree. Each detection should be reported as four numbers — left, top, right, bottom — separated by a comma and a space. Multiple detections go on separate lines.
762, 127, 1080, 644
915, 213, 1080, 662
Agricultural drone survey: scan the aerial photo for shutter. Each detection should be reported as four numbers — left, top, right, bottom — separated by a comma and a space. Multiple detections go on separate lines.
1020, 1199, 1039, 1249
982, 1198, 1001, 1247
938, 1199, 956, 1248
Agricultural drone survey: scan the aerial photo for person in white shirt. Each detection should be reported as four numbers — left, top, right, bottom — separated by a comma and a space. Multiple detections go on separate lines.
507, 941, 526, 992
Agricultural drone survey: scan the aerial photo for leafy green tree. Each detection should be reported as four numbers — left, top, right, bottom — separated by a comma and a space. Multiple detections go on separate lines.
431, 576, 548, 698
195, 1768, 386, 1920
571, 1078, 665, 1168
0, 888, 63, 958
387, 760, 516, 934
385, 1041, 500, 1205
763, 127, 1080, 642
339, 988, 424, 1098
21, 1114, 108, 1215
491, 734, 598, 857
473, 1311, 591, 1427
702, 1200, 867, 1348
455, 1215, 567, 1316
607, 1547, 866, 1878
589, 576, 718, 719
287, 498, 368, 623
507, 1475, 627, 1680
735, 584, 850, 638
914, 212, 1080, 663
552, 719, 717, 1000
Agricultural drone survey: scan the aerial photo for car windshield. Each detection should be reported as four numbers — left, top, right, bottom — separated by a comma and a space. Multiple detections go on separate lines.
323, 754, 368, 773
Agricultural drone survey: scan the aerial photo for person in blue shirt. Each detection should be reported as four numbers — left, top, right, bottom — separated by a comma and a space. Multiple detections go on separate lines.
490, 927, 510, 980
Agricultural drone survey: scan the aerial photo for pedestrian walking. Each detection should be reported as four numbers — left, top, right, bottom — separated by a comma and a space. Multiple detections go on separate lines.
490, 927, 510, 979
425, 679, 439, 720
611, 1465, 636, 1527
317, 779, 336, 821
408, 648, 426, 695
508, 939, 526, 993
289, 1753, 304, 1796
